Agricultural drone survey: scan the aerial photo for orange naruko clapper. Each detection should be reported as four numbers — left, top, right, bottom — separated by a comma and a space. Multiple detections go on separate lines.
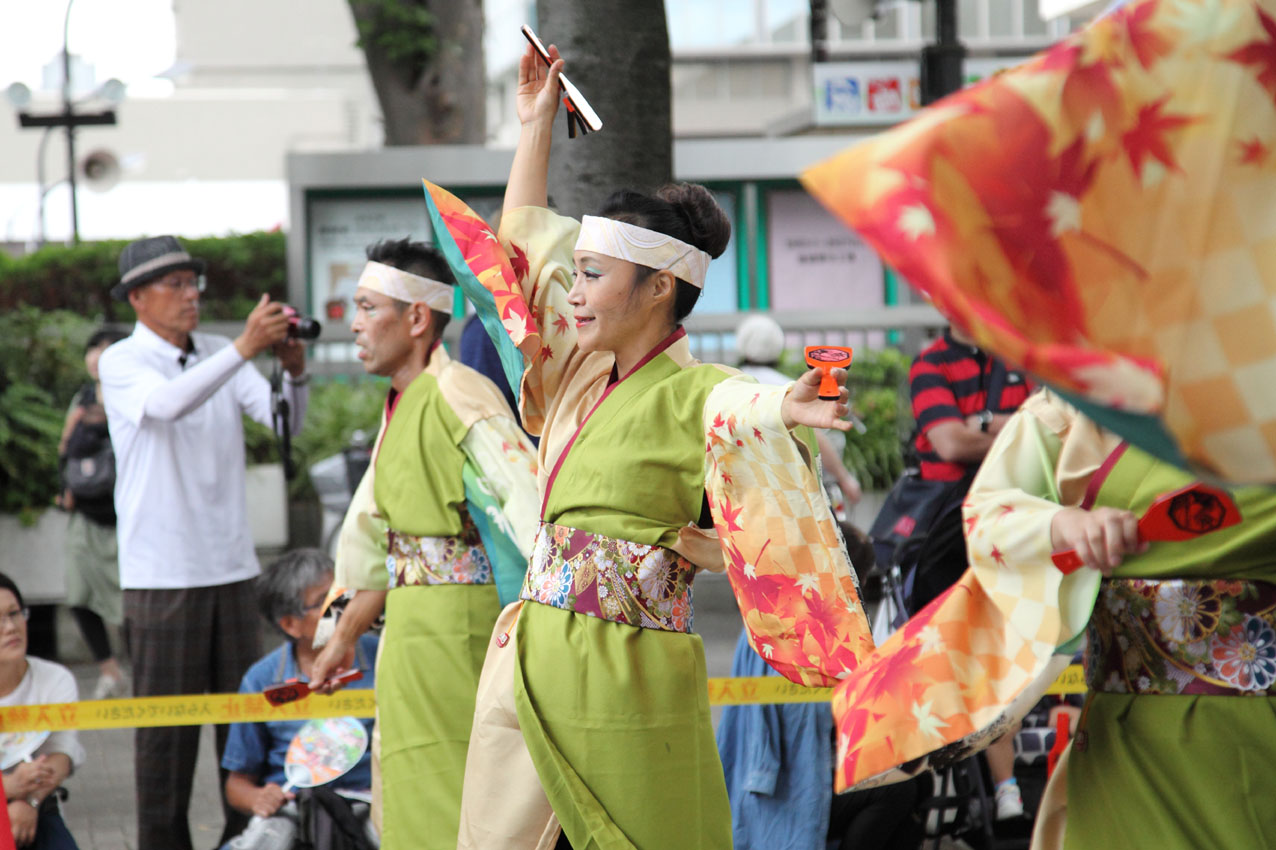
1050, 481, 1241, 574
804, 345, 853, 401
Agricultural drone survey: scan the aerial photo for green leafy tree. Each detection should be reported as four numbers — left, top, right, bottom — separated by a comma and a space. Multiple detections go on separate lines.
349, 0, 486, 144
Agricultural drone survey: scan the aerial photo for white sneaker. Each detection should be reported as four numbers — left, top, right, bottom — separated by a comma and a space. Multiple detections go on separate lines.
91, 671, 127, 700
995, 782, 1024, 820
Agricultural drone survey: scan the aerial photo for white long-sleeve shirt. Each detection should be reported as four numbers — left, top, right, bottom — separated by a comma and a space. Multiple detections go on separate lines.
99, 322, 307, 589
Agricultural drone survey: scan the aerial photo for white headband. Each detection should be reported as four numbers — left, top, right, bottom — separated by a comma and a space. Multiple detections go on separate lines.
575, 216, 712, 289
356, 261, 455, 312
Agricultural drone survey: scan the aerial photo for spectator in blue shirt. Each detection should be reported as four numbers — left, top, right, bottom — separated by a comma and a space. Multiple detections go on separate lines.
221, 549, 378, 820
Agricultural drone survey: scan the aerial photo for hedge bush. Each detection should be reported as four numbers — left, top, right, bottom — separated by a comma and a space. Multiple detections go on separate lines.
0, 302, 388, 519
0, 231, 285, 321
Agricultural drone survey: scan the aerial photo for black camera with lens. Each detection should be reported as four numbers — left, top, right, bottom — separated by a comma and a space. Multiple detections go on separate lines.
282, 305, 322, 340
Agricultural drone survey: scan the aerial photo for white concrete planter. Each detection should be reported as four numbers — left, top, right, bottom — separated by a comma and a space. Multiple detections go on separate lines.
0, 510, 70, 604
246, 463, 290, 550
846, 489, 888, 532
0, 466, 286, 609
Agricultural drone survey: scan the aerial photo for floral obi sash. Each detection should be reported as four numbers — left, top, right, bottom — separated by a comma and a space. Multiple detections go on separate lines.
386, 511, 492, 589
521, 522, 696, 633
1086, 578, 1276, 697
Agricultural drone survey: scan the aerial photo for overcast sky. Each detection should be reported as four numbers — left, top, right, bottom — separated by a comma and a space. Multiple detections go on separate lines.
0, 0, 176, 95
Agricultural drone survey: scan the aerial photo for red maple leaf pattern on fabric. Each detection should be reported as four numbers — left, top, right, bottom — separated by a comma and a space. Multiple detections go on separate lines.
720, 498, 744, 533
706, 380, 874, 688
945, 94, 1101, 338
423, 181, 542, 361
552, 313, 570, 335
1238, 137, 1270, 165
1115, 1, 1173, 70
1038, 41, 1124, 136
860, 642, 926, 706
1228, 6, 1276, 103
1121, 96, 1196, 177
509, 242, 530, 282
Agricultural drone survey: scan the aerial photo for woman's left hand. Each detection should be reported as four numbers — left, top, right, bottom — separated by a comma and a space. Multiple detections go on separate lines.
9, 799, 37, 846
782, 368, 852, 432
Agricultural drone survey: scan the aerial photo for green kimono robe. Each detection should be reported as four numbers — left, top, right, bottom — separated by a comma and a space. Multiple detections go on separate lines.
430, 198, 874, 850
331, 346, 538, 850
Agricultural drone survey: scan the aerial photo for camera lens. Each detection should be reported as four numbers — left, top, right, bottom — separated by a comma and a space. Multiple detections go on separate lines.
288, 317, 322, 340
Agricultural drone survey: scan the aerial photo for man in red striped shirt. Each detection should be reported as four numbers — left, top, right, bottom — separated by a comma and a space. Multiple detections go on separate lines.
910, 325, 1032, 483
907, 324, 1033, 822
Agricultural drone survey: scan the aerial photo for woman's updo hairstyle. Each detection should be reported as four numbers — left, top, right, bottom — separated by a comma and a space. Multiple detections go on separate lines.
597, 183, 731, 322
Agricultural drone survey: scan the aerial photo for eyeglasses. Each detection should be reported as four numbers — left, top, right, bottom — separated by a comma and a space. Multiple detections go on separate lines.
301, 597, 327, 614
152, 274, 206, 293
0, 608, 29, 629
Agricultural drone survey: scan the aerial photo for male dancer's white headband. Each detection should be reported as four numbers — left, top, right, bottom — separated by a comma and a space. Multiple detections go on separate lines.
574, 215, 711, 289
356, 261, 455, 312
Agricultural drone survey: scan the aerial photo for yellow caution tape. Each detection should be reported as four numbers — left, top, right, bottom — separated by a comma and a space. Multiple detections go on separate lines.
0, 691, 377, 733
707, 665, 1086, 706
0, 666, 1087, 732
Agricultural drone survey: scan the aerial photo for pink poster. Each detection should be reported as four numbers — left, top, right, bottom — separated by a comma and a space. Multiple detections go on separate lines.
766, 189, 884, 313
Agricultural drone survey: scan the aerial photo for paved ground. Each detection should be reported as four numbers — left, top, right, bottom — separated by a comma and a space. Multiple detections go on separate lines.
50, 575, 749, 850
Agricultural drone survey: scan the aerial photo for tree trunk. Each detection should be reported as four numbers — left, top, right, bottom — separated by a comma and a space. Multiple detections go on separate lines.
350, 0, 486, 145
535, 0, 673, 218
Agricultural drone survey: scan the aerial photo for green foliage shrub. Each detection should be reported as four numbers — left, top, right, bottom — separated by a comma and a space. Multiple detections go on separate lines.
0, 231, 285, 321
0, 309, 96, 520
243, 377, 388, 499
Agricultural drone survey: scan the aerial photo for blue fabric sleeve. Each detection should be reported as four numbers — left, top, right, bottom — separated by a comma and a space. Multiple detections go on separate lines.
220, 668, 273, 776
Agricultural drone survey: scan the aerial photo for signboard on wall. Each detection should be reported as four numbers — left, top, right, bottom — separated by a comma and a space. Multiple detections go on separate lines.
766, 188, 883, 312
305, 193, 502, 320
812, 56, 1027, 127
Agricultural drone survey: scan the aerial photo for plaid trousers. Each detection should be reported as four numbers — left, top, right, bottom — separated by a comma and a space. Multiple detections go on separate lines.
124, 579, 261, 850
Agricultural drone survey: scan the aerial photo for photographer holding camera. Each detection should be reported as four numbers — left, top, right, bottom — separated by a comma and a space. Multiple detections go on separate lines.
98, 235, 309, 850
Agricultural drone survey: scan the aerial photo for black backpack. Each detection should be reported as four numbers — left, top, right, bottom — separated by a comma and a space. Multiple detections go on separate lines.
294, 787, 376, 850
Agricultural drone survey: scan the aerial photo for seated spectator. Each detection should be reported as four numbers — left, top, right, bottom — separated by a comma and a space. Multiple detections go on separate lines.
221, 550, 378, 842
0, 573, 86, 849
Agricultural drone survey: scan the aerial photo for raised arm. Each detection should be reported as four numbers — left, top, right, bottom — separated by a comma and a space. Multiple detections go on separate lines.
504, 44, 563, 217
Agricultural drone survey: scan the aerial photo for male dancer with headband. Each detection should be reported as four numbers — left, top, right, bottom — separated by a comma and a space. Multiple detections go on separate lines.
309, 238, 539, 849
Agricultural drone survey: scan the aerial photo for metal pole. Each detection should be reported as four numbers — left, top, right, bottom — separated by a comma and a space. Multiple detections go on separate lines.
35, 127, 53, 248
920, 0, 965, 105
62, 0, 79, 245
810, 0, 829, 63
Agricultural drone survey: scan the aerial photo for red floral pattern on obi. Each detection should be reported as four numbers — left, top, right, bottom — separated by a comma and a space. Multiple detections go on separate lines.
1087, 578, 1276, 696
521, 523, 695, 633
386, 512, 491, 589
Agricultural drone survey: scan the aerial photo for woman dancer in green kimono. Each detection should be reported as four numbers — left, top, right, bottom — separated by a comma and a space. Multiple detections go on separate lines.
977, 392, 1276, 850
444, 43, 875, 850
830, 387, 1276, 850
